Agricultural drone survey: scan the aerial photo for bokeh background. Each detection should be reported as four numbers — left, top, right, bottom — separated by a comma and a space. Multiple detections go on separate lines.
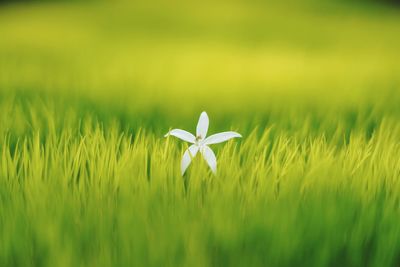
1, 0, 400, 123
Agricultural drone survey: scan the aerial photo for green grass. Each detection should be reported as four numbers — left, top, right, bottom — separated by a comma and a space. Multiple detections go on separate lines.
1, 0, 400, 266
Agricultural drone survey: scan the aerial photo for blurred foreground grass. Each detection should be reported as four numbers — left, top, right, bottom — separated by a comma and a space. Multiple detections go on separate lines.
1, 1, 400, 266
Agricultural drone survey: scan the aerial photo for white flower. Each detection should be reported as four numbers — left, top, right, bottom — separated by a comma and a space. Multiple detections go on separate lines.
165, 111, 242, 175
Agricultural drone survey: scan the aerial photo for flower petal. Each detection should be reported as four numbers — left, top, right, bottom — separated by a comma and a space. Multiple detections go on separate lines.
201, 146, 217, 174
203, 131, 242, 145
196, 111, 209, 140
165, 129, 196, 143
181, 145, 199, 175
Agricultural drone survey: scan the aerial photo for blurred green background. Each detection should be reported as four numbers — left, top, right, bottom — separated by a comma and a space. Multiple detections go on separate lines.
1, 0, 400, 115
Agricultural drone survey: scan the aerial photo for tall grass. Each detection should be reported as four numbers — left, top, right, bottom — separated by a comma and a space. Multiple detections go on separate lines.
0, 95, 399, 266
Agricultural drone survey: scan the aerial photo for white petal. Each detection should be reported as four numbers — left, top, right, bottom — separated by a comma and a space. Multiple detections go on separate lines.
201, 146, 217, 174
203, 131, 242, 145
181, 145, 199, 175
165, 129, 196, 143
196, 111, 209, 140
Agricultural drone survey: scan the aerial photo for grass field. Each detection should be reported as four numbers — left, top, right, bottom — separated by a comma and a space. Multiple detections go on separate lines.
1, 1, 400, 266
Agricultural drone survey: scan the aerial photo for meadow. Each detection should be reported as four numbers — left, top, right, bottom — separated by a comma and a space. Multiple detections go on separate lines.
1, 0, 400, 266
